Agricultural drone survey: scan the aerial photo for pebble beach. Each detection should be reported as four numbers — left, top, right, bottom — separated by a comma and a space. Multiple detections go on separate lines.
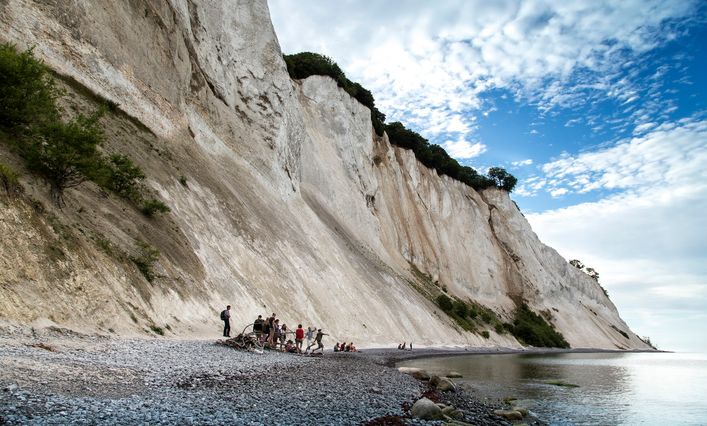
0, 325, 522, 425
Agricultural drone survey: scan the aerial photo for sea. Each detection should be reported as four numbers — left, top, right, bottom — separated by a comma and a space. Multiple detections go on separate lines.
398, 352, 707, 425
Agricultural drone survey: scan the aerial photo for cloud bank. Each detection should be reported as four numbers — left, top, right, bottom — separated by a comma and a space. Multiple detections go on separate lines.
270, 0, 697, 139
526, 117, 707, 351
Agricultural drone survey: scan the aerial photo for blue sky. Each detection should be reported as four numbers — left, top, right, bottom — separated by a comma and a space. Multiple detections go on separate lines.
269, 0, 707, 352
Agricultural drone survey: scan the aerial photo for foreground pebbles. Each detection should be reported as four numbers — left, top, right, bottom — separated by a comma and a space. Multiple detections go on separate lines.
0, 327, 530, 425
0, 329, 419, 425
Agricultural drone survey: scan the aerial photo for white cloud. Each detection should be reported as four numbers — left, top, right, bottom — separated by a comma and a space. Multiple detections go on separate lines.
442, 136, 487, 159
525, 117, 707, 351
633, 122, 658, 134
511, 159, 533, 167
269, 0, 697, 152
549, 187, 569, 197
517, 117, 707, 197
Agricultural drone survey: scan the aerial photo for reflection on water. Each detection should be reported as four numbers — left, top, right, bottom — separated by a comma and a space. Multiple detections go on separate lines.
398, 352, 707, 425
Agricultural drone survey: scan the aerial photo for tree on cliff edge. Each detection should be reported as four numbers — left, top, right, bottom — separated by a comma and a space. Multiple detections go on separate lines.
488, 167, 518, 192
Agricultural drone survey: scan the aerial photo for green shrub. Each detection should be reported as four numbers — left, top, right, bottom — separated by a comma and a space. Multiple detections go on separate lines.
385, 122, 506, 191
488, 167, 518, 192
468, 305, 478, 319
495, 323, 506, 334
508, 304, 569, 348
481, 331, 490, 339
283, 52, 385, 136
0, 43, 59, 133
283, 50, 517, 193
140, 199, 170, 217
149, 325, 164, 336
436, 294, 453, 312
129, 240, 160, 282
178, 175, 188, 187
22, 112, 104, 207
93, 154, 145, 200
453, 300, 469, 318
0, 45, 169, 210
480, 310, 493, 324
0, 162, 21, 195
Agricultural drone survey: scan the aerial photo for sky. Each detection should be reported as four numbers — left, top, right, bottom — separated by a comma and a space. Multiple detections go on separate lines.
268, 0, 707, 352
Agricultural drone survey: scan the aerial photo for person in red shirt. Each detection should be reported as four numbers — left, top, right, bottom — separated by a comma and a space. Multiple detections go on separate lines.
295, 324, 305, 353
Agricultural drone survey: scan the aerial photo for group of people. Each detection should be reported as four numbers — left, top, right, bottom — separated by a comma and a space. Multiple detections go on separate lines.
333, 342, 357, 352
221, 307, 333, 354
220, 306, 402, 355
397, 342, 412, 351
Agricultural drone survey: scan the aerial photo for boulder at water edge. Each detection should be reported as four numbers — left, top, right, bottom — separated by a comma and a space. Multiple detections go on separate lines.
398, 367, 430, 381
411, 397, 444, 420
493, 409, 524, 420
430, 375, 457, 392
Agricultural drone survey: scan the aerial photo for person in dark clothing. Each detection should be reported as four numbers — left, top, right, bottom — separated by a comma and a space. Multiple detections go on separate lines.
221, 305, 232, 337
253, 315, 264, 338
262, 320, 270, 343
306, 329, 328, 354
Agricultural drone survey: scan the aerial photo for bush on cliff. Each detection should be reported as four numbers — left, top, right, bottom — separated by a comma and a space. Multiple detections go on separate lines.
508, 304, 569, 348
0, 44, 169, 213
0, 43, 59, 134
283, 50, 518, 193
0, 161, 22, 196
436, 294, 454, 312
283, 52, 386, 136
384, 122, 501, 191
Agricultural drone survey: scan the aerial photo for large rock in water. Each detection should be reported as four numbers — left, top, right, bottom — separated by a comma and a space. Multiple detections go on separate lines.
0, 0, 650, 350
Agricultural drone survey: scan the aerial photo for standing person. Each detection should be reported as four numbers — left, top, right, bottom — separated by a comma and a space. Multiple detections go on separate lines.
295, 324, 305, 353
280, 324, 288, 349
220, 305, 232, 337
261, 317, 271, 343
253, 315, 264, 338
269, 319, 281, 349
305, 326, 315, 349
306, 329, 328, 354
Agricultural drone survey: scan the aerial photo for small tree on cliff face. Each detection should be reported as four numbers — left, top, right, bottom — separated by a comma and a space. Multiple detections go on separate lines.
0, 43, 59, 134
569, 259, 584, 269
23, 111, 104, 207
569, 259, 608, 298
585, 267, 600, 282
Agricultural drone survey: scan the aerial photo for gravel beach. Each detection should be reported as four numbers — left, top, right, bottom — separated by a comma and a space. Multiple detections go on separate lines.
0, 325, 519, 425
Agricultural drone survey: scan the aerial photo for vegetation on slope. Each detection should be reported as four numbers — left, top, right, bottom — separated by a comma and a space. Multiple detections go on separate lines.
0, 43, 169, 213
283, 51, 517, 193
569, 259, 610, 298
507, 304, 570, 348
283, 52, 386, 136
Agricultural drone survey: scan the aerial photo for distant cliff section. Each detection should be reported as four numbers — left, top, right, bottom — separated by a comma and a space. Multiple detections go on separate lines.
0, 0, 650, 349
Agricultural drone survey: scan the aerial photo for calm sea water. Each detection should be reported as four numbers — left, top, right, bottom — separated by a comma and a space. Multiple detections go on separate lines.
398, 352, 707, 425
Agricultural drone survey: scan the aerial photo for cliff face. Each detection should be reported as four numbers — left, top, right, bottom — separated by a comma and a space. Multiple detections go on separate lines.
0, 0, 648, 349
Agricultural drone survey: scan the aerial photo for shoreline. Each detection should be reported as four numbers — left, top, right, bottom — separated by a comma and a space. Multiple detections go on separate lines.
0, 326, 664, 425
358, 346, 665, 368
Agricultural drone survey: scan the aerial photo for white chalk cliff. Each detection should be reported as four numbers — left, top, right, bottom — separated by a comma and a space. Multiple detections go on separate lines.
0, 0, 649, 349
